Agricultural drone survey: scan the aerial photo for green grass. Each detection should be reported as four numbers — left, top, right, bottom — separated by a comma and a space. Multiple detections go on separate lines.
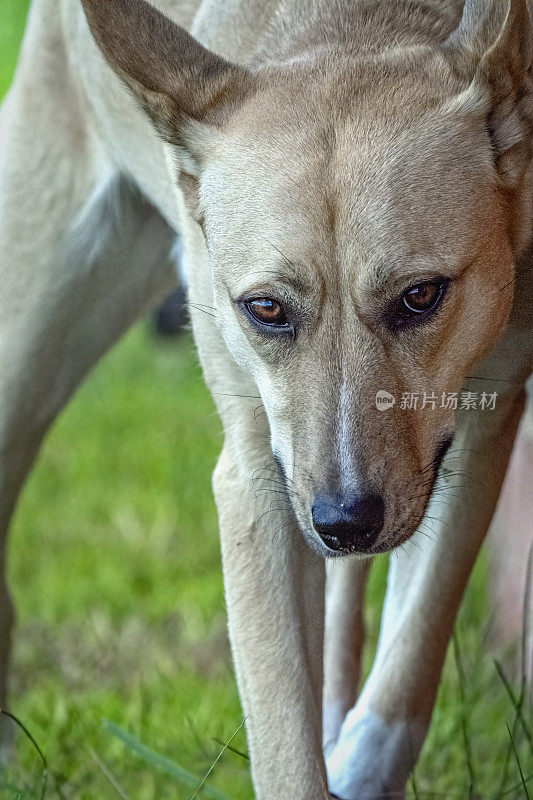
1, 5, 531, 799
0, 1, 29, 94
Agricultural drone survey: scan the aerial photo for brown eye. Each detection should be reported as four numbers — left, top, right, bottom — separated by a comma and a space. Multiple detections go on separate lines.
245, 298, 289, 328
402, 281, 445, 314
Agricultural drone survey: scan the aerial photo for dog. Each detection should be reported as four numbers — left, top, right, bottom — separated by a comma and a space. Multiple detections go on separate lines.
1, 0, 532, 797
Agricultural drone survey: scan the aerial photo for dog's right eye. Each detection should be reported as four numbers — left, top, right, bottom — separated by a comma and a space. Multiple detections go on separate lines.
241, 298, 293, 333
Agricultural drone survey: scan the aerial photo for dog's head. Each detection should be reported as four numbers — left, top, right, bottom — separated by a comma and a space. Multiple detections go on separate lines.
83, 0, 532, 556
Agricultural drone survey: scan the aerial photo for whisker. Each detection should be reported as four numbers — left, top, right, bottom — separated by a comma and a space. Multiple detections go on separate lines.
254, 486, 290, 496
187, 303, 216, 318
260, 235, 296, 269
255, 505, 293, 525
497, 260, 533, 293
188, 299, 216, 310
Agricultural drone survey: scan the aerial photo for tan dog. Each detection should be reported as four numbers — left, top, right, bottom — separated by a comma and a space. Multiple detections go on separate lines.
1, 0, 532, 797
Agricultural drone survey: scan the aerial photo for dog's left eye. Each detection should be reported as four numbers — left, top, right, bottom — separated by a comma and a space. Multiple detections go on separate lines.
402, 281, 444, 313
390, 279, 448, 328
244, 298, 290, 329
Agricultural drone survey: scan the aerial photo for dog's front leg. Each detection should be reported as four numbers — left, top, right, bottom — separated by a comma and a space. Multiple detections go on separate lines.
213, 444, 329, 799
323, 559, 371, 753
326, 386, 527, 800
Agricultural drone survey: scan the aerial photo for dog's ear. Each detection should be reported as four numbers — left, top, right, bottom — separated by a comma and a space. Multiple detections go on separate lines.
444, 0, 533, 187
81, 0, 254, 171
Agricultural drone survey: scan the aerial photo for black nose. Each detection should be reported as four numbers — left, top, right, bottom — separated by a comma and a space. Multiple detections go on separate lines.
312, 493, 384, 552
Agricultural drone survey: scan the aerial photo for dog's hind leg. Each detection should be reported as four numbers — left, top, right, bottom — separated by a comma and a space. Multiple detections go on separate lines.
0, 0, 177, 744
488, 383, 533, 677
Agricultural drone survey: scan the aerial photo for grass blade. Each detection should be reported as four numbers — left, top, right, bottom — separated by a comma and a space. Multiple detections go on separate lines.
497, 547, 533, 797
212, 739, 249, 761
497, 772, 533, 798
103, 721, 233, 800
190, 718, 246, 800
494, 660, 532, 746
90, 748, 131, 800
506, 725, 530, 800
452, 631, 476, 799
1, 710, 48, 800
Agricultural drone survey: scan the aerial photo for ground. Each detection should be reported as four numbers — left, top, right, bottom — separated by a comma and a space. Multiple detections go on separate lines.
1, 3, 531, 799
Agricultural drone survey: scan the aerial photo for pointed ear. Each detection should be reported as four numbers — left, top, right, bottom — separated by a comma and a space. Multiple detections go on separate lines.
81, 0, 254, 166
444, 0, 533, 186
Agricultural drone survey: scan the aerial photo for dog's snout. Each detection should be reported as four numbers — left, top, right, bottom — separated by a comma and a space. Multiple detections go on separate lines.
311, 493, 384, 553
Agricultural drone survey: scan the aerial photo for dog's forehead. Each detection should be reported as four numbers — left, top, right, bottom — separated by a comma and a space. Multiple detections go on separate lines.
329, 106, 498, 279
204, 66, 498, 290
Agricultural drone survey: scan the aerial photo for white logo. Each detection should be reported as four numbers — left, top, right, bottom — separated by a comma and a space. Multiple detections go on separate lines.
375, 390, 395, 411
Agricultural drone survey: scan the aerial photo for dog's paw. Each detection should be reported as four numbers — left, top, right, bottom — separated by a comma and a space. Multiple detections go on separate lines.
326, 708, 423, 800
